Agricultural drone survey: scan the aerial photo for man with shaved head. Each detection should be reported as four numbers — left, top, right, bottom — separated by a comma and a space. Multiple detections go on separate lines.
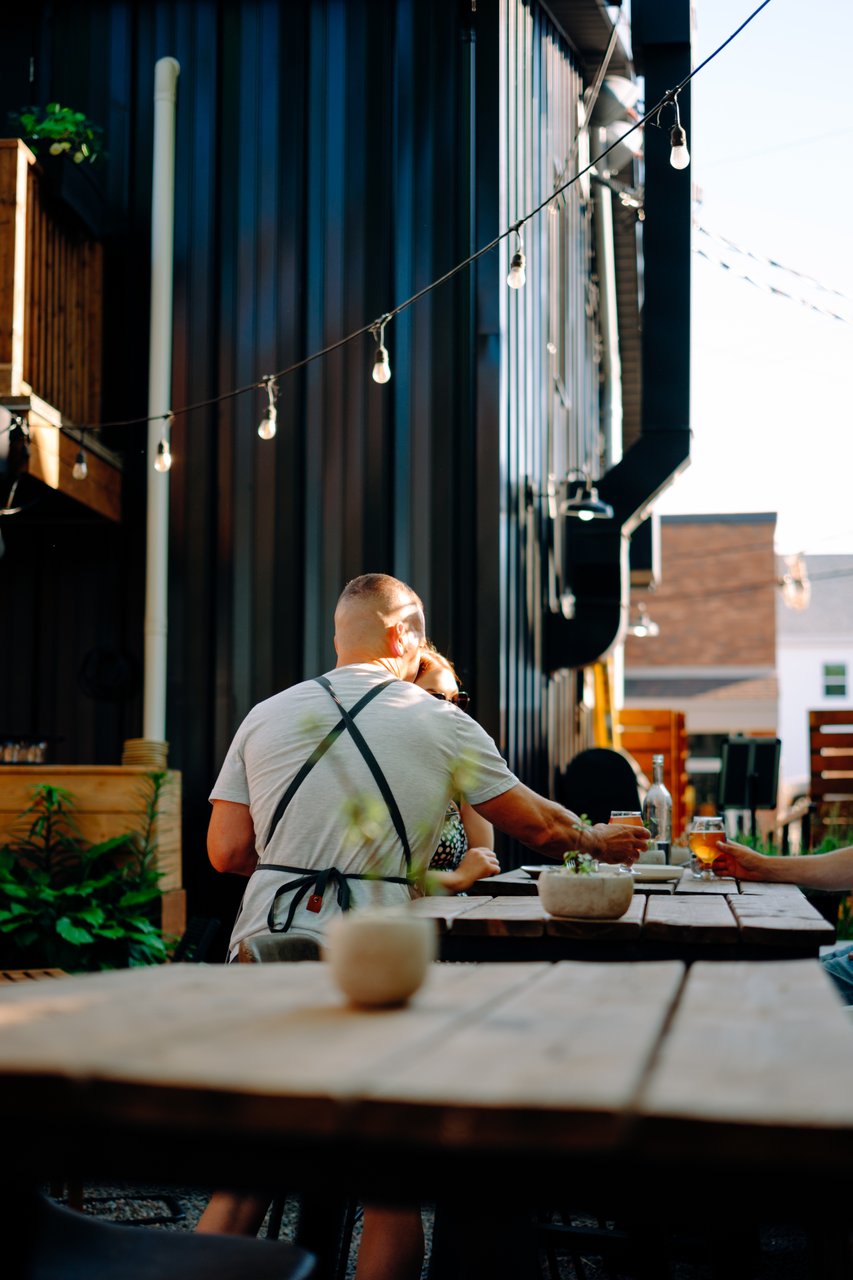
201, 571, 649, 1265
208, 571, 647, 957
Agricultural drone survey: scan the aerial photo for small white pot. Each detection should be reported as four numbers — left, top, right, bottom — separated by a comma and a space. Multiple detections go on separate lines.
322, 909, 437, 1007
537, 867, 634, 919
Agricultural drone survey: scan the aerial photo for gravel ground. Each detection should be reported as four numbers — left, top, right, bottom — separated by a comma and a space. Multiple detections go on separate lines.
57, 1184, 827, 1278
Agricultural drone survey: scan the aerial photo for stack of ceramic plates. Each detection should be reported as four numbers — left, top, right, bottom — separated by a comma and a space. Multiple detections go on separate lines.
121, 738, 169, 769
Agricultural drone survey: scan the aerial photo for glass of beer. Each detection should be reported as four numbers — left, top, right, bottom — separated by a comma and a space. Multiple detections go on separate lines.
688, 816, 726, 880
609, 810, 645, 872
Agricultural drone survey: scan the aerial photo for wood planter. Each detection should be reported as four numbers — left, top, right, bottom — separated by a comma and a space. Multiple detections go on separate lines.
0, 766, 184, 936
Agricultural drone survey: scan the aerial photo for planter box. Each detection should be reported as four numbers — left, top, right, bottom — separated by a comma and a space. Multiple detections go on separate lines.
0, 767, 183, 920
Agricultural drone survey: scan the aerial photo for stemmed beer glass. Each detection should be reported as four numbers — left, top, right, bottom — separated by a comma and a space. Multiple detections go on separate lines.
688, 815, 726, 880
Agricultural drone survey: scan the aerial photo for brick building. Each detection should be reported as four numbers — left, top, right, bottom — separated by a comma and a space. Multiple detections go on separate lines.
623, 513, 778, 809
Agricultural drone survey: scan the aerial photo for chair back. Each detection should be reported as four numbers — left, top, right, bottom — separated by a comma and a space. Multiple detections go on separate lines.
555, 748, 642, 827
238, 934, 322, 964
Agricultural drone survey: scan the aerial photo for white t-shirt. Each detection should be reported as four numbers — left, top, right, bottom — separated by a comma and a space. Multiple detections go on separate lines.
210, 663, 518, 955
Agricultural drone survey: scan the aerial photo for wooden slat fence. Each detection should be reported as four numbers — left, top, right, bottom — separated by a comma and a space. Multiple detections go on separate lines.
809, 710, 853, 843
616, 708, 689, 839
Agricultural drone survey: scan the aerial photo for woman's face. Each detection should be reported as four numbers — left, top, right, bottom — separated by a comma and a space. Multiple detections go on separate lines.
416, 662, 458, 701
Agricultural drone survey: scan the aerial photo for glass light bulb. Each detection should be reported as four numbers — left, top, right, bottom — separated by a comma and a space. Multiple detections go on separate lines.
258, 406, 277, 440
578, 508, 595, 522
72, 450, 88, 481
669, 125, 690, 170
154, 439, 172, 473
507, 250, 526, 289
372, 346, 391, 384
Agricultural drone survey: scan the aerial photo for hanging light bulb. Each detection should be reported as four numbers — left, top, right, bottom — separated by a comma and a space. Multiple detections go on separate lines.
154, 434, 172, 473
506, 226, 526, 290
258, 376, 278, 439
669, 123, 690, 169
72, 434, 88, 481
371, 316, 392, 384
669, 94, 690, 170
781, 554, 811, 611
559, 588, 576, 620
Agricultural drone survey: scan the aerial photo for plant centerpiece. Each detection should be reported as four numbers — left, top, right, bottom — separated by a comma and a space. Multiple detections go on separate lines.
537, 848, 634, 920
0, 774, 171, 972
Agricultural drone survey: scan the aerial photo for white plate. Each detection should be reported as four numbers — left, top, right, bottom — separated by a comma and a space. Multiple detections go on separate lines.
520, 865, 550, 879
630, 865, 684, 883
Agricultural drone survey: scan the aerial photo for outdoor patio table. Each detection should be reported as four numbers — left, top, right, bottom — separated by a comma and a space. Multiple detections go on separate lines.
412, 875, 835, 962
0, 958, 852, 1277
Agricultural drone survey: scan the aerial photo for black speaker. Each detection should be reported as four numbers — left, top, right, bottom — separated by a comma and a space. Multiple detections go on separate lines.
719, 737, 781, 810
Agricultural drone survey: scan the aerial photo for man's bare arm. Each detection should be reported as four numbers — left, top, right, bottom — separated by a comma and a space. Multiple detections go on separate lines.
208, 799, 258, 876
474, 783, 649, 864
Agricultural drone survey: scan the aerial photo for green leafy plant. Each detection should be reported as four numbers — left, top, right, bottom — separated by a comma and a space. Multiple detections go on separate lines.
562, 851, 598, 875
0, 775, 170, 972
8, 102, 105, 165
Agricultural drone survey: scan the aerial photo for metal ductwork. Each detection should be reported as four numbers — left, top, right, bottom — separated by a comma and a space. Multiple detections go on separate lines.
545, 0, 692, 672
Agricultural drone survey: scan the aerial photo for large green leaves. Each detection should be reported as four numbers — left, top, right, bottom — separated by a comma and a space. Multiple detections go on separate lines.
0, 776, 171, 972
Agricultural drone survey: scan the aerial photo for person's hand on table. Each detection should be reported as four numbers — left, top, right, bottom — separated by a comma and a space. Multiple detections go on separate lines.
713, 839, 772, 881
585, 822, 651, 865
439, 846, 501, 892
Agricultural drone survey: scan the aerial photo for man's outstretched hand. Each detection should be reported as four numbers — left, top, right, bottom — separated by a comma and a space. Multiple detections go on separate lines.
585, 822, 651, 865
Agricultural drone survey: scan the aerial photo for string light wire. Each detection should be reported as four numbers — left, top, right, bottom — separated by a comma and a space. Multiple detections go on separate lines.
0, 0, 775, 445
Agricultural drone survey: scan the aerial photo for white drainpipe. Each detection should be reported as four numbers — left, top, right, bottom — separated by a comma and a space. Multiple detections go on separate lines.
595, 182, 623, 469
143, 56, 180, 744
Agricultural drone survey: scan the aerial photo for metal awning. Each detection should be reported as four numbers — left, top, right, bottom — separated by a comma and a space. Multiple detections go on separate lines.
543, 0, 633, 78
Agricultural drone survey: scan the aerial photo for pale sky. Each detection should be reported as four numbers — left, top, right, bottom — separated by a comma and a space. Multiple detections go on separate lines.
654, 0, 853, 554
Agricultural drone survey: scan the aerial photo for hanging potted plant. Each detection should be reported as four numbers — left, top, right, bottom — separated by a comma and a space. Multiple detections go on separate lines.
7, 102, 108, 236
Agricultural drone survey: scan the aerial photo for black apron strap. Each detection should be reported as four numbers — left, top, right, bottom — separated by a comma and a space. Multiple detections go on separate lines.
314, 674, 412, 869
263, 678, 395, 850
257, 863, 411, 934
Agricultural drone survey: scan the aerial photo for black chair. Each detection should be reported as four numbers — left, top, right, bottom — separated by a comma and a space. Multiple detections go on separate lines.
238, 934, 321, 964
172, 916, 223, 964
11, 1191, 316, 1280
555, 747, 642, 826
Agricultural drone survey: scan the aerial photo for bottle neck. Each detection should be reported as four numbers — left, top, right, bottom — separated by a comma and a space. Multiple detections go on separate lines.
652, 756, 665, 785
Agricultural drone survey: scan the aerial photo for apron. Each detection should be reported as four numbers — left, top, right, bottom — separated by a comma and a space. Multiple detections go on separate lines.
251, 675, 413, 935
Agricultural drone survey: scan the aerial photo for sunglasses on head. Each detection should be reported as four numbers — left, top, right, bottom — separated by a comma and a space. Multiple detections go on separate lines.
425, 689, 471, 713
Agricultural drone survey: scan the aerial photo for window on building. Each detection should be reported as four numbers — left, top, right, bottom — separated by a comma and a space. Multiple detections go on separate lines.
823, 663, 847, 698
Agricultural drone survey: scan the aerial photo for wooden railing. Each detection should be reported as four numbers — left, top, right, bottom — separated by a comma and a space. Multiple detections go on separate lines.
0, 138, 119, 520
0, 139, 104, 424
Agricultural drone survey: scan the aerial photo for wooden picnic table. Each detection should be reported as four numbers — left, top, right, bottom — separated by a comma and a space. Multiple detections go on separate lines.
414, 870, 835, 961
0, 959, 851, 1277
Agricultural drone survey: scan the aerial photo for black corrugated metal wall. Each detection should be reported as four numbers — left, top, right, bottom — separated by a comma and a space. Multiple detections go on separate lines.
1, 0, 605, 928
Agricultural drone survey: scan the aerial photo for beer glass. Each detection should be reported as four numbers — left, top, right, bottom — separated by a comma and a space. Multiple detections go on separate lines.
688, 815, 726, 880
609, 810, 644, 873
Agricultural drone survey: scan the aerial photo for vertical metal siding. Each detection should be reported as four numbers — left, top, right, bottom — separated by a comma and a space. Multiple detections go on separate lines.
0, 0, 607, 910
500, 0, 597, 796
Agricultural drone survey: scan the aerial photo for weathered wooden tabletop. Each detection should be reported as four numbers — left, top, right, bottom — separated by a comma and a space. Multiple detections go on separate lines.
3, 958, 852, 1279
1, 958, 852, 1192
412, 872, 835, 961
